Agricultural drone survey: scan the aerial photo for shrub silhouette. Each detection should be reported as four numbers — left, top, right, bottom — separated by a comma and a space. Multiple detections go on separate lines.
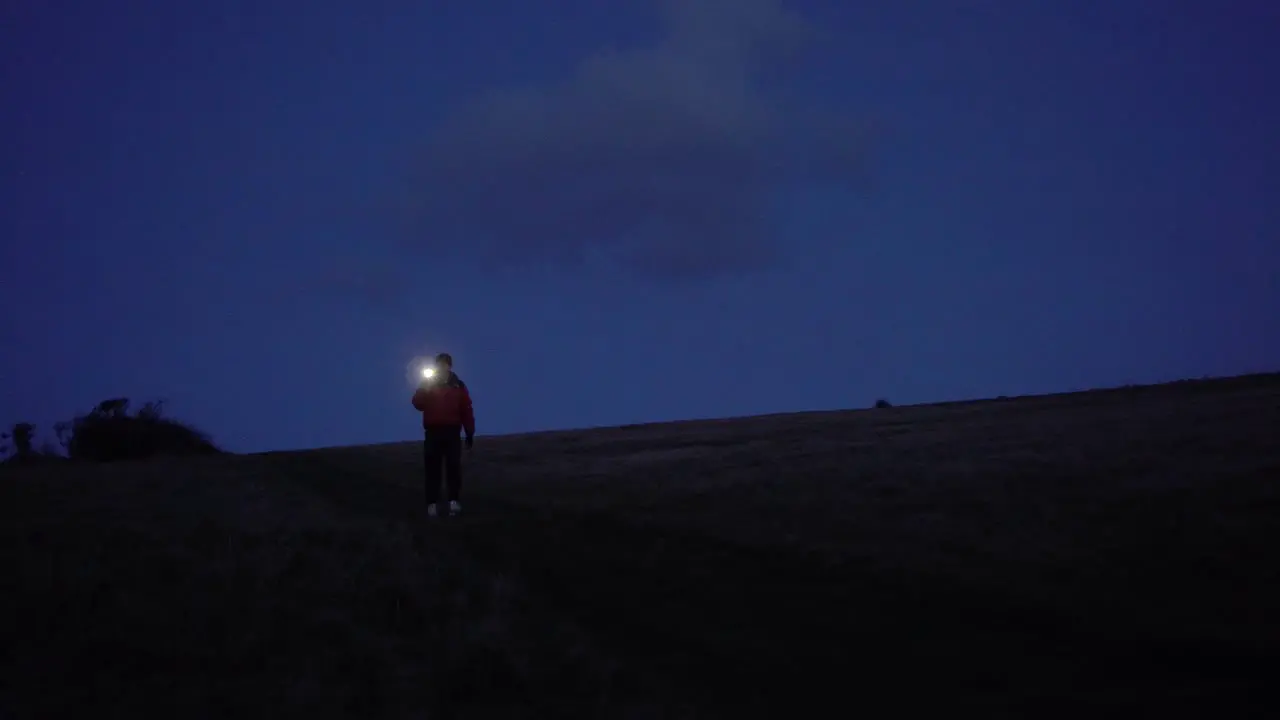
51, 398, 221, 463
1, 422, 67, 465
873, 398, 893, 409
1, 422, 36, 462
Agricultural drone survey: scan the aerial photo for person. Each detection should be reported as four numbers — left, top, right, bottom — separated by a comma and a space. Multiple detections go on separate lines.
411, 352, 475, 518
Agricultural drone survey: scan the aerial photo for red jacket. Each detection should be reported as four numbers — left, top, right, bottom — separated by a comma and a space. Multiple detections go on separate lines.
411, 372, 475, 437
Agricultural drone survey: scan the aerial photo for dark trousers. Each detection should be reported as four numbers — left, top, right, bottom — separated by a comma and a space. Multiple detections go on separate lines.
423, 428, 463, 505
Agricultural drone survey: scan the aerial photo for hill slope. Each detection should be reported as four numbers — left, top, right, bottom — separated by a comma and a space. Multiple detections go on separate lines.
4, 373, 1279, 717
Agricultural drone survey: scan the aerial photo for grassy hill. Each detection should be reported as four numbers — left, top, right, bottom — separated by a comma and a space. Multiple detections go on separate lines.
3, 373, 1278, 717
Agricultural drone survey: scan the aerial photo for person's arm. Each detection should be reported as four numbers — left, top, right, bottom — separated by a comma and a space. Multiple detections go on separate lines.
459, 386, 475, 442
412, 387, 431, 411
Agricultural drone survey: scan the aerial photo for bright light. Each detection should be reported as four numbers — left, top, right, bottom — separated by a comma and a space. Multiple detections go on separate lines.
421, 366, 436, 379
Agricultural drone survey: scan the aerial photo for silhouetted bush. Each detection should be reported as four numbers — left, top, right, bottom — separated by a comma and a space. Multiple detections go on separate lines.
1, 422, 66, 466
57, 398, 221, 463
873, 398, 893, 409
2, 398, 221, 466
2, 422, 34, 457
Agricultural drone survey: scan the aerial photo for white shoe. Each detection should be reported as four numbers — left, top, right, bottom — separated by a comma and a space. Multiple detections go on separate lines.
427, 503, 438, 518
449, 500, 462, 517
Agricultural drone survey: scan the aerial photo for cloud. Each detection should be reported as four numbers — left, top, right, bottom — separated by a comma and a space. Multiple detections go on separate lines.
399, 0, 871, 282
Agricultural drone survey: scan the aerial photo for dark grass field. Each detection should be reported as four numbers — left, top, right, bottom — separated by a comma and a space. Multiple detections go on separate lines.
4, 374, 1279, 718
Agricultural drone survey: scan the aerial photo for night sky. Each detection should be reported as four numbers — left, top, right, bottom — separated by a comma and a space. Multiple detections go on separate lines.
3, 1, 1277, 453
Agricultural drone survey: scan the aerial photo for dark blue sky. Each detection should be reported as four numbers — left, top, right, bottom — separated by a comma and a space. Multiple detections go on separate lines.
3, 1, 1277, 453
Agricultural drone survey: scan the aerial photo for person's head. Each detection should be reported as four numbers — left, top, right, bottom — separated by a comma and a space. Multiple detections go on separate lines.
434, 353, 453, 375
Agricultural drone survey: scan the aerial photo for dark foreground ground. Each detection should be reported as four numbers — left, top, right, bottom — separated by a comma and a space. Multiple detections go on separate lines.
3, 374, 1279, 718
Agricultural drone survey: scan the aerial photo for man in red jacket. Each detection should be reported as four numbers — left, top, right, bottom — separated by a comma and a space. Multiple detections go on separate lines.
411, 352, 475, 518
